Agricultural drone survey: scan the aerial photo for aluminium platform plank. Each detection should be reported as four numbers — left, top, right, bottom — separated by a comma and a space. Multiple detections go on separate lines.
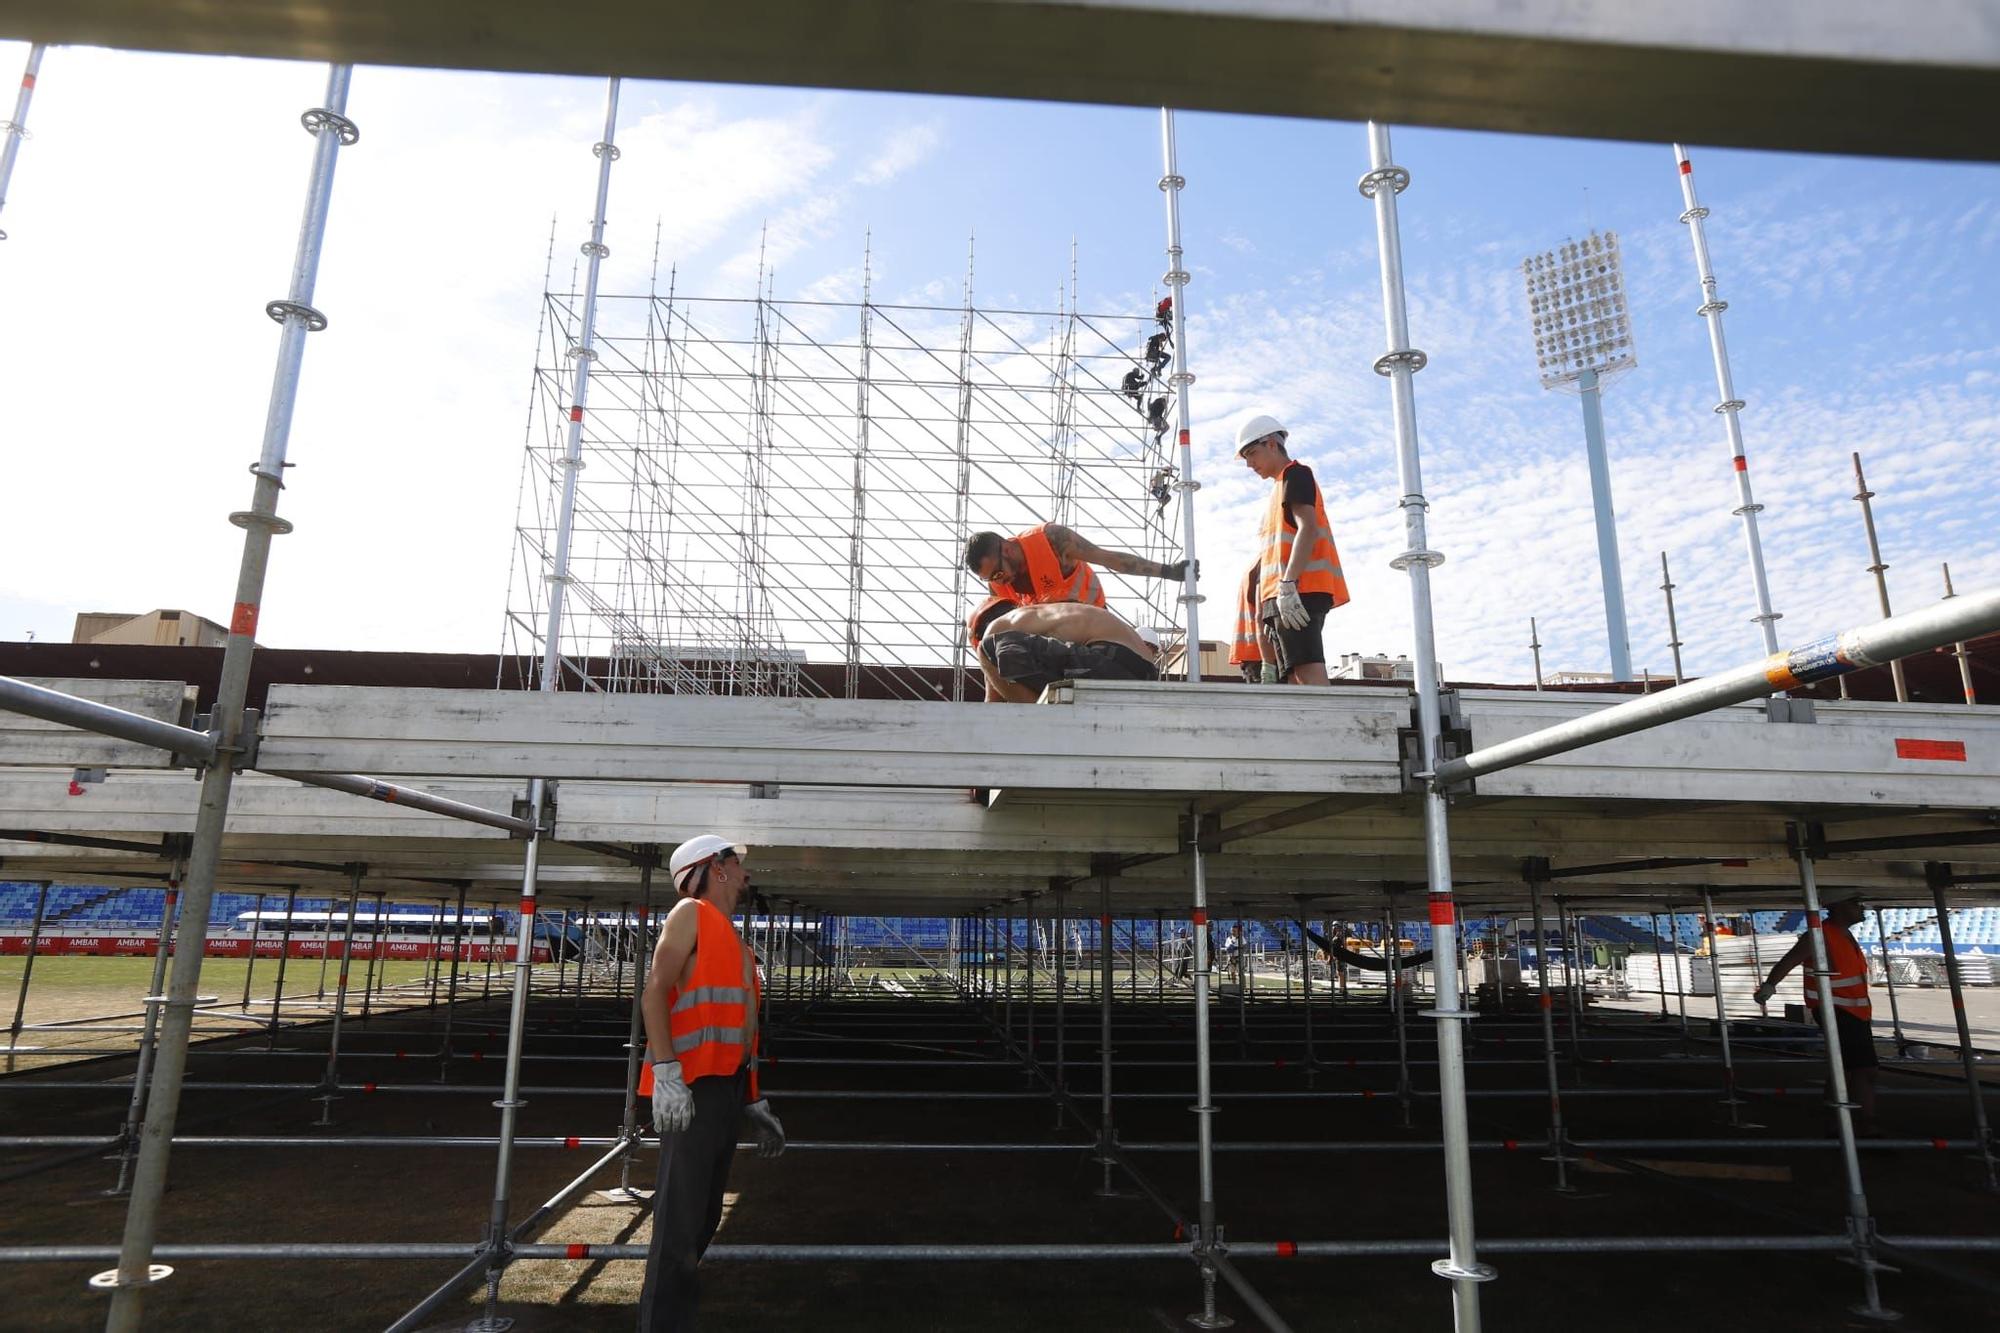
0, 678, 196, 769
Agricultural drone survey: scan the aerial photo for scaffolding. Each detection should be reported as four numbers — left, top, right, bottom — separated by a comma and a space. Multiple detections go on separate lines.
500, 249, 1189, 700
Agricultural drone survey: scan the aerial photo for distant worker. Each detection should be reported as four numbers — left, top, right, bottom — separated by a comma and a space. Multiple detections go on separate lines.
1236, 413, 1350, 686
1752, 889, 1880, 1135
638, 834, 787, 1332
964, 522, 1194, 609
968, 596, 1160, 703
1226, 562, 1268, 683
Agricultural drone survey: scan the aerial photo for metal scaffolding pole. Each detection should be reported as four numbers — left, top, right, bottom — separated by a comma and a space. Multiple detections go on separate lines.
359, 890, 385, 1021
267, 886, 299, 1044
611, 856, 655, 1196
1850, 452, 1908, 702
1697, 888, 1745, 1126
239, 893, 265, 1010
99, 63, 356, 1333
437, 884, 468, 1082
313, 868, 365, 1127
1296, 901, 1316, 1084
1054, 888, 1068, 1124
1185, 817, 1228, 1328
1094, 881, 1118, 1198
1385, 898, 1412, 1129
1362, 121, 1491, 1327
106, 872, 183, 1195
1672, 144, 1782, 655
1869, 906, 1908, 1049
0, 43, 45, 240
474, 76, 621, 1331
1793, 832, 1894, 1321
4, 880, 49, 1068
1923, 864, 1998, 1193
1941, 563, 1978, 705
1023, 891, 1038, 1080
1158, 107, 1204, 679
1659, 552, 1686, 684
1525, 872, 1574, 1192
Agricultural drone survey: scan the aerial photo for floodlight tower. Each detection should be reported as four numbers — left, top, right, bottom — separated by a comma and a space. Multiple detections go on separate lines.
1523, 229, 1637, 679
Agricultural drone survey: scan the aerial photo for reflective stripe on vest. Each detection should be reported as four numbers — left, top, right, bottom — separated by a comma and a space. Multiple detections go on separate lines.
1228, 564, 1262, 666
1804, 922, 1872, 1021
641, 897, 762, 1099
989, 523, 1106, 608
1257, 462, 1350, 607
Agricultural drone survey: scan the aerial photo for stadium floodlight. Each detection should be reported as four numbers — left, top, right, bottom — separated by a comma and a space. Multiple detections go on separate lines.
1523, 229, 1636, 679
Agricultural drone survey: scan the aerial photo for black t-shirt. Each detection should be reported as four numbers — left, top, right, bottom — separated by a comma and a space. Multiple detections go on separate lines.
1262, 462, 1333, 615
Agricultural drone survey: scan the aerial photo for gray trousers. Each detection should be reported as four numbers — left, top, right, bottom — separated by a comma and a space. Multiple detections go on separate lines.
638, 1070, 746, 1332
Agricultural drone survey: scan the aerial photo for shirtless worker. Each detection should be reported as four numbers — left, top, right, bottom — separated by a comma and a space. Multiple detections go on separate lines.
964, 521, 1194, 608
967, 595, 1160, 703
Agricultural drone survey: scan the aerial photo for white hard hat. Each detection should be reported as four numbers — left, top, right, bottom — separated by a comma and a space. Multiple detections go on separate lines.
1822, 888, 1865, 907
1235, 413, 1288, 455
1133, 625, 1162, 652
669, 833, 745, 894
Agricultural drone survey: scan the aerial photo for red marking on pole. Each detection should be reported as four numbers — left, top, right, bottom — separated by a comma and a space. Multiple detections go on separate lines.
1539, 991, 1552, 1010
230, 601, 260, 637
1502, 1139, 1519, 1152
564, 1136, 581, 1149
1275, 1241, 1297, 1258
521, 898, 535, 915
394, 1050, 407, 1060
1895, 738, 1966, 762
566, 1243, 589, 1259
1173, 1224, 1186, 1241
1732, 455, 1747, 472
1932, 1138, 1950, 1151
636, 906, 648, 922
22, 74, 35, 89
1679, 159, 1693, 175
1428, 896, 1454, 926
362, 1082, 378, 1093
1191, 911, 1207, 926
337, 972, 349, 986
569, 405, 583, 422
1362, 1088, 1376, 1099
472, 1050, 484, 1061
1100, 915, 1112, 929
1952, 996, 1965, 1010
1177, 430, 1190, 446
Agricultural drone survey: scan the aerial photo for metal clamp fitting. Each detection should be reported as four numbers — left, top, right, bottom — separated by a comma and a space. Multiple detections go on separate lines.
229, 509, 295, 535
90, 1263, 173, 1291
301, 107, 360, 145
1373, 348, 1427, 376
581, 240, 610, 258
1431, 1258, 1497, 1283
1168, 371, 1195, 387
1163, 269, 1190, 286
594, 141, 622, 160
1158, 173, 1185, 191
1388, 547, 1444, 571
1713, 398, 1745, 414
1730, 502, 1766, 517
1358, 165, 1411, 198
1679, 205, 1710, 224
1698, 300, 1728, 316
266, 299, 328, 332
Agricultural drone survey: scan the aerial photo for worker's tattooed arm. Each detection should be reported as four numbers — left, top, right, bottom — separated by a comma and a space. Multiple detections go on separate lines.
1046, 523, 1193, 581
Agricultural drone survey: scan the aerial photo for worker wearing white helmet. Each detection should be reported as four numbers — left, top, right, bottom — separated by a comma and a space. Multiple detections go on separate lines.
1236, 413, 1351, 686
636, 833, 786, 1330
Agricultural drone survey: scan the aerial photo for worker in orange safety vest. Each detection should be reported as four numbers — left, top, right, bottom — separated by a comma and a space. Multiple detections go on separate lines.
637, 833, 785, 1331
1753, 889, 1880, 1134
964, 521, 1193, 609
1226, 562, 1268, 683
1236, 412, 1350, 685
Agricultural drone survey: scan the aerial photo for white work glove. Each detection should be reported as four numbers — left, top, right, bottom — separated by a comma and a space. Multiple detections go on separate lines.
744, 1098, 787, 1158
1275, 580, 1310, 630
650, 1059, 693, 1135
1752, 981, 1775, 1007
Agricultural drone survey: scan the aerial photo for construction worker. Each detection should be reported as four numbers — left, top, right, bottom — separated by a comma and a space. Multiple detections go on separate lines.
1237, 413, 1350, 685
637, 834, 786, 1331
1226, 562, 1268, 683
1752, 889, 1880, 1134
968, 596, 1160, 703
964, 522, 1193, 608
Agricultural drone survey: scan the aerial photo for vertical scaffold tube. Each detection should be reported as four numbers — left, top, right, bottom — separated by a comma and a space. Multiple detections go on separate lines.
0, 43, 45, 240
1942, 564, 1978, 705
615, 858, 655, 1194
1869, 906, 1907, 1050
479, 77, 621, 1327
1158, 109, 1204, 679
1185, 824, 1229, 1329
109, 870, 182, 1194
1361, 121, 1492, 1326
1054, 888, 1067, 1123
437, 884, 467, 1081
1850, 453, 1908, 701
314, 866, 365, 1127
1094, 881, 1117, 1197
1697, 889, 1744, 1125
102, 63, 355, 1333
1525, 872, 1573, 1193
5, 880, 49, 1068
1793, 831, 1892, 1320
1924, 864, 1998, 1193
1660, 552, 1686, 684
1672, 146, 1782, 654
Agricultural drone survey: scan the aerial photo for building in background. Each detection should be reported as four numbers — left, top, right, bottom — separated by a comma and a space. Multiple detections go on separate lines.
72, 609, 229, 649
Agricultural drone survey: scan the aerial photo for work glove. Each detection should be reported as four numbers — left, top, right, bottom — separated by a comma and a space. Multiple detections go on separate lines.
744, 1098, 787, 1158
1752, 981, 1775, 1007
1275, 580, 1310, 630
650, 1059, 693, 1135
1164, 558, 1200, 583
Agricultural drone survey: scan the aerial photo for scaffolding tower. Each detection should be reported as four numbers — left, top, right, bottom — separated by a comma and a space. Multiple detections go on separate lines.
502, 244, 1188, 700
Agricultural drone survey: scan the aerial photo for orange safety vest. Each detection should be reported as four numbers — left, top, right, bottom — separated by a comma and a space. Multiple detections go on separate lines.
1257, 461, 1350, 608
1227, 564, 1262, 666
1804, 920, 1872, 1021
639, 897, 761, 1100
988, 523, 1106, 608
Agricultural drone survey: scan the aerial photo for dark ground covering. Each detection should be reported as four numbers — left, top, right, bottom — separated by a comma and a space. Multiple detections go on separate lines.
2, 987, 1996, 1331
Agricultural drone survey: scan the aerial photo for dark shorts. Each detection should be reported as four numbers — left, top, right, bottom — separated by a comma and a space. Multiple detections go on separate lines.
982, 631, 1159, 692
1811, 1005, 1878, 1070
1259, 592, 1333, 680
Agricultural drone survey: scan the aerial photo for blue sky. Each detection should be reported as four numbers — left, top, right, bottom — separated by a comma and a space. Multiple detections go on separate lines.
2, 44, 1996, 683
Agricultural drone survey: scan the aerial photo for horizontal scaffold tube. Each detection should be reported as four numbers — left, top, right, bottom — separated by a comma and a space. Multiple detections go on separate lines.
0, 675, 216, 762
3, 1236, 1994, 1264
0, 1136, 1974, 1153
261, 770, 537, 835
1433, 588, 2000, 785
